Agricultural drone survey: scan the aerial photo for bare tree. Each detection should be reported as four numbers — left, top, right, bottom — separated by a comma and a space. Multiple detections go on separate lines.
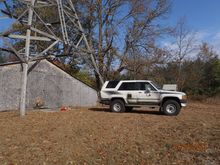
170, 17, 197, 90
197, 42, 218, 62
116, 0, 171, 79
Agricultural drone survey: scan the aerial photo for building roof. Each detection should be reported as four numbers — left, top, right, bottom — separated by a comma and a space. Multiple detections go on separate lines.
0, 59, 97, 91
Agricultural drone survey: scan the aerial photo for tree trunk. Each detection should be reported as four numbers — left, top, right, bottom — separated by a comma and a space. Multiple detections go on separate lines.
98, 0, 104, 77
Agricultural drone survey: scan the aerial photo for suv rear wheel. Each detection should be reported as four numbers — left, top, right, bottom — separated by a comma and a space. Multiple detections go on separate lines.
110, 99, 125, 113
163, 100, 181, 116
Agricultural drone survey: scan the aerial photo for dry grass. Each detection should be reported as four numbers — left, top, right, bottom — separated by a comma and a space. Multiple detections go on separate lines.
0, 102, 219, 165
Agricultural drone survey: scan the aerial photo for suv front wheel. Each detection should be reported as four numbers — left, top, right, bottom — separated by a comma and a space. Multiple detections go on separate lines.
110, 99, 125, 113
163, 100, 181, 116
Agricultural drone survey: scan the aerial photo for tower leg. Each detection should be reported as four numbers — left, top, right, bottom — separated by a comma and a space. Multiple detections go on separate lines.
19, 0, 35, 116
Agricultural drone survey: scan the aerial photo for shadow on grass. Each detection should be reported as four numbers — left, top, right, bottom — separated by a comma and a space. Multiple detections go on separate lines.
89, 107, 163, 116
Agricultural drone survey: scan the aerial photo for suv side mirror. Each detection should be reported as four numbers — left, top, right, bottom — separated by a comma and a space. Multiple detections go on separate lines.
145, 88, 151, 93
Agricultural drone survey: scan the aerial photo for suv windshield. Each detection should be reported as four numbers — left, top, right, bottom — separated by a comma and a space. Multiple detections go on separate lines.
151, 81, 161, 90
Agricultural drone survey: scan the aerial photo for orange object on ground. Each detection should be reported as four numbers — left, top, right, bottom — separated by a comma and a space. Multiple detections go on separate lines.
60, 106, 68, 112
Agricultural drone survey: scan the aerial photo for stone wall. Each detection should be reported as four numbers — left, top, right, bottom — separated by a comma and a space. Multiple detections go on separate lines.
0, 60, 98, 111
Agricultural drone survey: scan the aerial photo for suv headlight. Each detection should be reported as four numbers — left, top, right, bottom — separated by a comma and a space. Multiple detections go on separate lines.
182, 95, 187, 100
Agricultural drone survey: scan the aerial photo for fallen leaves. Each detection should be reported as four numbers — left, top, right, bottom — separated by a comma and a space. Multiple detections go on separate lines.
0, 102, 219, 164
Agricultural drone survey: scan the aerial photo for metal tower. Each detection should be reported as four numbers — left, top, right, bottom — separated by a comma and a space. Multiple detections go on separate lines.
0, 0, 104, 116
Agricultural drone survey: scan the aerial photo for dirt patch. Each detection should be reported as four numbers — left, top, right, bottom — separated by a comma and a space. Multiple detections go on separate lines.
0, 102, 219, 165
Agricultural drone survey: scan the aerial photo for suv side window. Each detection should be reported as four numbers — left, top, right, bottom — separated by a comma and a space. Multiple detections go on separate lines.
118, 82, 139, 91
140, 82, 156, 91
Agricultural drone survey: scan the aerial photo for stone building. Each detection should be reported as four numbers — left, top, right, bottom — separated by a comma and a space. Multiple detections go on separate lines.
0, 60, 98, 111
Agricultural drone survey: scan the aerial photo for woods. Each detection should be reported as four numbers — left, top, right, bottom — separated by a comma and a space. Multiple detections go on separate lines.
0, 0, 219, 97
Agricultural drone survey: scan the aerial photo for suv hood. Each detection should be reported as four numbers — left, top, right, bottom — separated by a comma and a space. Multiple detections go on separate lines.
159, 90, 186, 95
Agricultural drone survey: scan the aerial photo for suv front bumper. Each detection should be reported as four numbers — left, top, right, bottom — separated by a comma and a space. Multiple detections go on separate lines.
180, 100, 187, 107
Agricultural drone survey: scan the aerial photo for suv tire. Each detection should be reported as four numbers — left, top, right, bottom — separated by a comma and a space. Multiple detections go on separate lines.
163, 100, 181, 116
110, 99, 125, 113
159, 107, 164, 114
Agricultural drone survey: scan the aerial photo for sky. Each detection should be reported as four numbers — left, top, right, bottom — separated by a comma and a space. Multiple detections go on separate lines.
170, 0, 220, 30
167, 0, 220, 54
0, 0, 220, 54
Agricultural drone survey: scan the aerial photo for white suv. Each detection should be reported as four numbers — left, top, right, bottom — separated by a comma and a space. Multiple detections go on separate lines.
100, 80, 187, 116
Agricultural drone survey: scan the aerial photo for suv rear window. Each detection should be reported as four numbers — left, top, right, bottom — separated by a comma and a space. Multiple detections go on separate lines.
118, 82, 139, 90
106, 81, 120, 88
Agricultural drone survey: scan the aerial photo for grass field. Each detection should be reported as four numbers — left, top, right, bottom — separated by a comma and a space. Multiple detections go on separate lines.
0, 102, 219, 165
